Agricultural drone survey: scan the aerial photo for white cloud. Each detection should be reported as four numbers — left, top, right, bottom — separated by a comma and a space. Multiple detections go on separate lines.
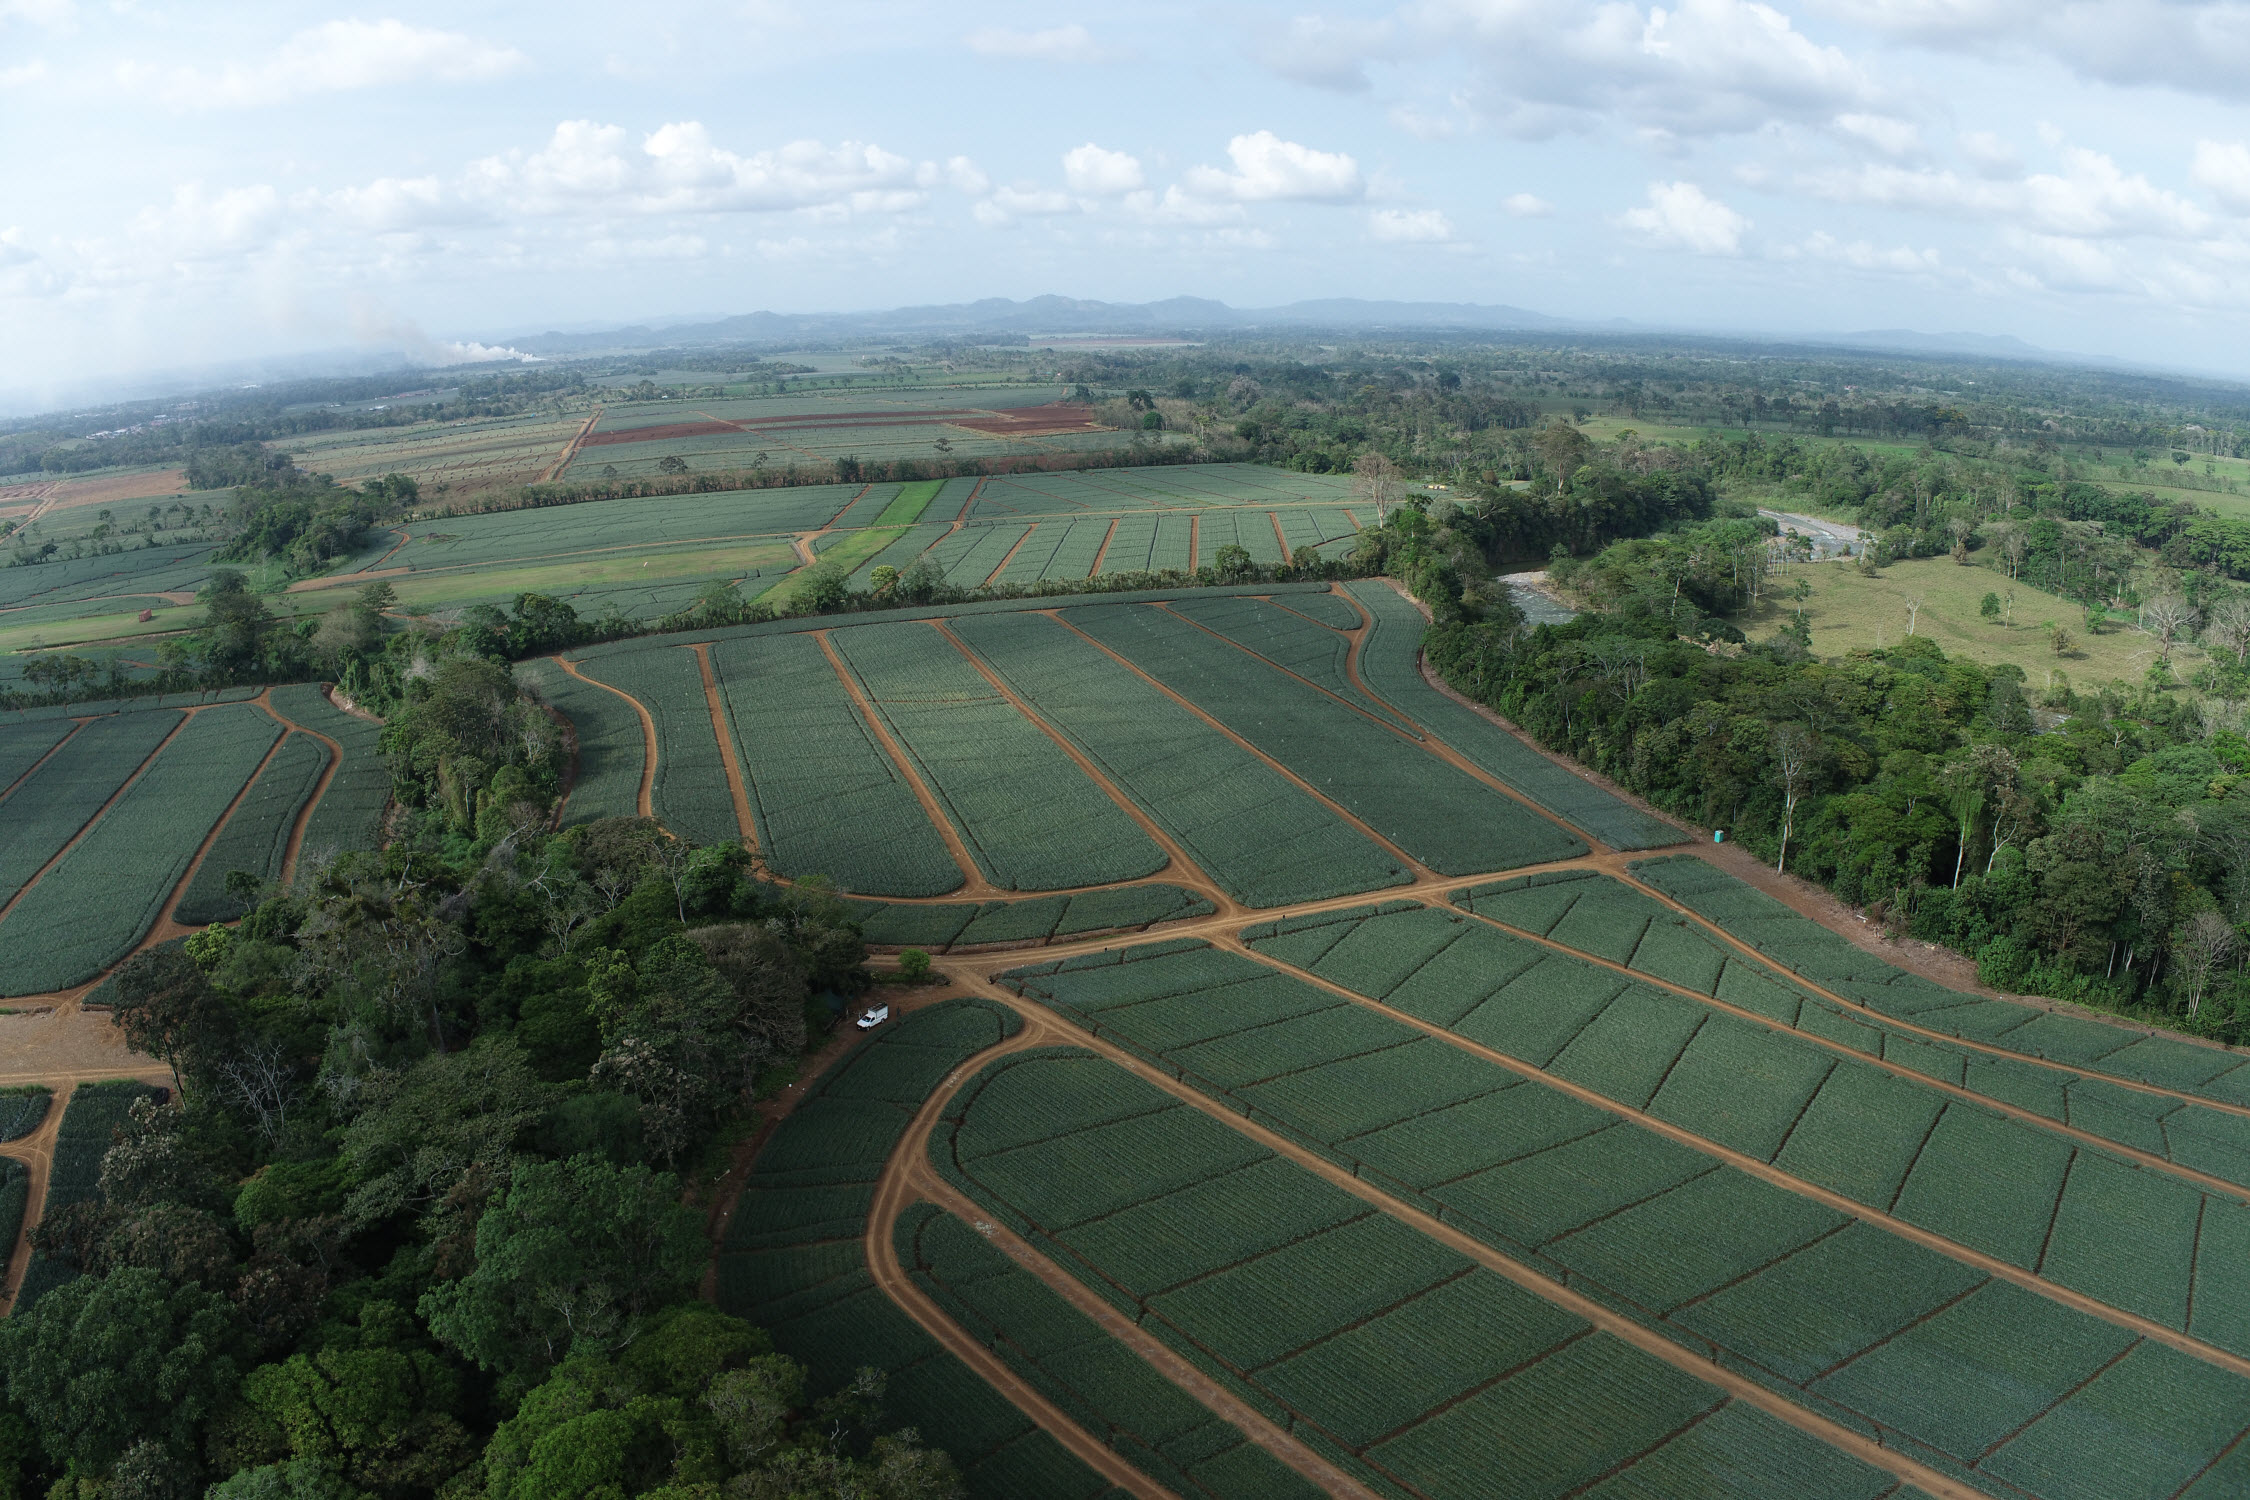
1790, 231, 1945, 275
1835, 113, 1922, 156
1062, 143, 1145, 196
1502, 192, 1555, 217
465, 121, 926, 217
989, 185, 1075, 215
1804, 148, 2210, 239
1258, 15, 1393, 91
1959, 130, 2022, 178
964, 24, 1126, 63
0, 0, 71, 25
132, 182, 287, 257
2194, 140, 2250, 214
0, 228, 62, 297
1, 59, 45, 87
1369, 207, 1457, 242
941, 157, 990, 195
1617, 181, 1749, 253
122, 19, 527, 108
1183, 131, 1363, 202
1818, 0, 2250, 104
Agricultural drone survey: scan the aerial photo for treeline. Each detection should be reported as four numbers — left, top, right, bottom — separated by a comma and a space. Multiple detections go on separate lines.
0, 658, 941, 1495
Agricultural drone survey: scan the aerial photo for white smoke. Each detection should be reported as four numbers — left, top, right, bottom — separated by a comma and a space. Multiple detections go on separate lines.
348, 299, 538, 366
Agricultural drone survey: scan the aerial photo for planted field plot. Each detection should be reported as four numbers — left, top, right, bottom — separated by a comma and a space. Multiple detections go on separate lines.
0, 539, 215, 611
287, 411, 579, 491
1192, 510, 1288, 567
578, 647, 738, 850
518, 660, 645, 825
0, 703, 278, 994
1272, 508, 1361, 557
269, 685, 389, 853
1345, 580, 1688, 851
0, 707, 182, 910
174, 732, 328, 923
0, 1158, 25, 1275
995, 518, 1112, 586
1090, 514, 1195, 575
969, 466, 1356, 519
1632, 855, 2250, 1110
712, 1001, 1124, 1500
1237, 902, 2250, 1360
935, 1047, 1910, 1500
0, 1085, 51, 1142
897, 1203, 1325, 1500
829, 623, 1164, 890
948, 611, 1408, 906
1164, 594, 1416, 733
16, 1081, 164, 1308
1456, 869, 2250, 1193
1064, 603, 1587, 875
927, 523, 1035, 588
846, 885, 1215, 950
707, 634, 960, 896
848, 521, 954, 588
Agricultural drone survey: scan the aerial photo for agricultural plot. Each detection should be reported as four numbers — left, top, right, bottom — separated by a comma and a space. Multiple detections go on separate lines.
15, 1081, 164, 1309
968, 466, 1356, 519
707, 634, 961, 896
0, 707, 182, 910
287, 411, 578, 492
1163, 594, 1416, 733
999, 944, 2250, 1494
947, 611, 1409, 906
848, 521, 954, 588
1631, 855, 2250, 1110
927, 523, 1035, 588
897, 1203, 1326, 1500
0, 1086, 50, 1142
1062, 603, 1587, 875
174, 732, 328, 923
0, 704, 278, 995
712, 1000, 1124, 1500
995, 518, 1112, 586
935, 1047, 1909, 1500
517, 660, 645, 825
268, 685, 389, 853
577, 647, 738, 850
845, 885, 1215, 951
1234, 902, 2250, 1360
1344, 580, 1688, 851
1272, 508, 1362, 557
1192, 510, 1287, 567
828, 623, 1165, 890
0, 1158, 24, 1276
1454, 868, 2250, 1192
0, 539, 216, 611
1089, 515, 1194, 575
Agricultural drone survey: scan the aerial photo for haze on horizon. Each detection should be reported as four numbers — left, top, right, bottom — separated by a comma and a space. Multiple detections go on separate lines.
9, 0, 2250, 395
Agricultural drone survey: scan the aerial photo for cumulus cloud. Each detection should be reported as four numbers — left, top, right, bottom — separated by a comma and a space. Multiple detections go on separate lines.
1369, 207, 1457, 241
1062, 143, 1145, 196
1502, 192, 1555, 216
2193, 140, 2250, 213
1818, 0, 2250, 104
1617, 181, 1749, 253
965, 24, 1128, 63
1804, 148, 2210, 239
122, 19, 527, 108
1788, 231, 1945, 275
132, 182, 287, 257
1258, 15, 1393, 91
458, 121, 926, 218
988, 185, 1075, 215
1183, 131, 1363, 202
1835, 113, 1922, 156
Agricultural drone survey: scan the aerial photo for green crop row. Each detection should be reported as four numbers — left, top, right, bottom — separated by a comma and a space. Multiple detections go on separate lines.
934, 1047, 1908, 1500
829, 622, 1166, 892
1243, 900, 2250, 1367
516, 659, 645, 826
0, 717, 74, 795
1456, 868, 2250, 1195
707, 633, 961, 897
947, 611, 1409, 907
174, 732, 329, 924
0, 1086, 51, 1143
16, 1081, 164, 1309
926, 524, 1034, 589
369, 484, 855, 576
995, 518, 1111, 587
0, 538, 217, 611
0, 705, 278, 996
1342, 580, 1689, 853
1064, 602, 1587, 877
579, 646, 739, 849
0, 707, 183, 910
710, 999, 1127, 1500
270, 684, 390, 853
1089, 514, 1193, 575
1002, 943, 2250, 1498
969, 464, 1353, 519
847, 885, 1216, 951
0, 1157, 26, 1283
1631, 855, 2250, 1112
1166, 594, 1418, 735
896, 1203, 1325, 1500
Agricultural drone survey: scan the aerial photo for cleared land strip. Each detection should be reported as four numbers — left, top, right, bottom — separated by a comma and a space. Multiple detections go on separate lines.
690, 643, 758, 848
935, 968, 1982, 1500
1204, 929, 2250, 1381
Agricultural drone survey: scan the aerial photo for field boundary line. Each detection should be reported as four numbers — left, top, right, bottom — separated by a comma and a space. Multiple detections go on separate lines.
538, 403, 603, 483
689, 644, 759, 853
825, 483, 873, 528
944, 967, 1987, 1500
1187, 514, 1199, 573
0, 707, 194, 931
1086, 518, 1118, 577
1447, 897, 2250, 1202
980, 523, 1038, 589
0, 719, 87, 806
1039, 610, 1438, 883
555, 657, 656, 819
1267, 511, 1290, 557
928, 621, 1235, 916
1, 1079, 70, 1312
1209, 934, 2250, 1381
259, 688, 345, 885
811, 630, 997, 899
145, 702, 292, 945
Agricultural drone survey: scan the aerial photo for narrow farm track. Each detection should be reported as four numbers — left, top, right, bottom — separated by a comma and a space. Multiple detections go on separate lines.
1039, 609, 1442, 882
0, 1080, 69, 1310
980, 523, 1037, 588
1085, 518, 1118, 576
1192, 929, 2250, 1383
537, 404, 603, 483
689, 643, 760, 851
0, 707, 194, 931
556, 656, 656, 818
927, 619, 1237, 919
929, 967, 1986, 1500
256, 687, 345, 885
141, 702, 293, 949
872, 1013, 1377, 1500
0, 718, 87, 803
811, 629, 1003, 900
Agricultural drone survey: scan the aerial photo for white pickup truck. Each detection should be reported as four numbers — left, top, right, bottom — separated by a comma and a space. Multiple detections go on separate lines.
855, 1004, 891, 1031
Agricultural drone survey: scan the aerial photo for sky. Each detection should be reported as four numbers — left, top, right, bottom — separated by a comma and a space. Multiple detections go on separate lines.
10, 0, 2250, 401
